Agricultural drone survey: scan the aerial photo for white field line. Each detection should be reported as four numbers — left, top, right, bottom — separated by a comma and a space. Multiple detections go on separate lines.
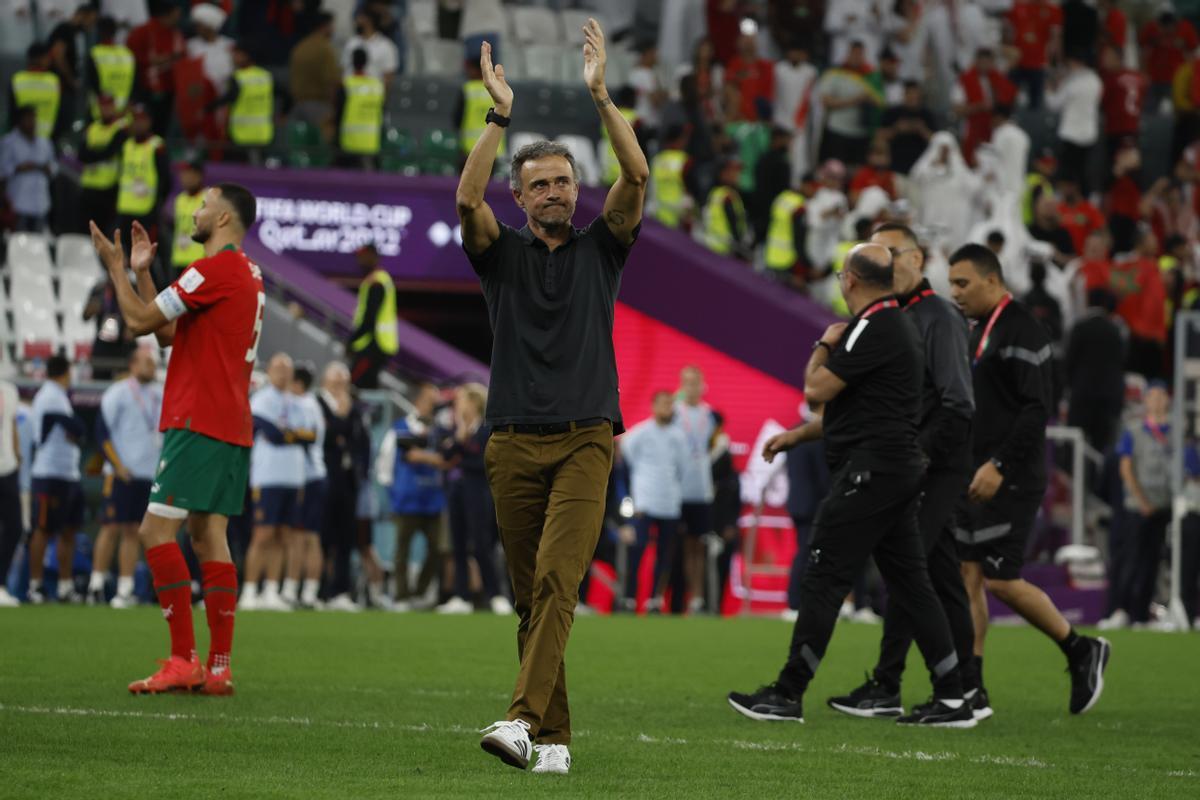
2, 704, 1193, 779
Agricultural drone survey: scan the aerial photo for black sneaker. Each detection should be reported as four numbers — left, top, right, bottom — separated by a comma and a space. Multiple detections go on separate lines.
1068, 636, 1111, 714
827, 673, 904, 719
728, 683, 805, 722
897, 697, 977, 728
965, 687, 993, 721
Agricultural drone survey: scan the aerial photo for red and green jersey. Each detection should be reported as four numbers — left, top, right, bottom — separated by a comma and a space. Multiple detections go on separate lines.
154, 246, 265, 447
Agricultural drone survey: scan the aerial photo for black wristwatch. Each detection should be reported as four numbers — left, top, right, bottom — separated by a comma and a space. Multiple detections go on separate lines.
485, 107, 511, 128
812, 340, 833, 354
989, 457, 1004, 474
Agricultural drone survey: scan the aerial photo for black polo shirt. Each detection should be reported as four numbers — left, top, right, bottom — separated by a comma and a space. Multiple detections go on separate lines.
822, 297, 925, 473
465, 216, 638, 434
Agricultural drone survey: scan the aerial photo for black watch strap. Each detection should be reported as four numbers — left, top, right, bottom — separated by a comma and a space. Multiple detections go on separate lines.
813, 340, 833, 354
485, 107, 511, 128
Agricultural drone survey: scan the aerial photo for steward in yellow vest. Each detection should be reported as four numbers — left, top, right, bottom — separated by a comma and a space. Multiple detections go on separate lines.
10, 43, 60, 140
1022, 153, 1056, 225
348, 244, 399, 389
650, 146, 689, 228
79, 94, 129, 234
89, 19, 135, 118
209, 44, 279, 157
337, 49, 385, 166
171, 162, 207, 269
459, 65, 502, 157
601, 105, 638, 186
700, 159, 749, 259
764, 188, 806, 276
116, 106, 169, 224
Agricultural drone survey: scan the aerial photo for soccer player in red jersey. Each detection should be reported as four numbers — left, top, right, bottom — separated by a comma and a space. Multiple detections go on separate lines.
90, 183, 264, 696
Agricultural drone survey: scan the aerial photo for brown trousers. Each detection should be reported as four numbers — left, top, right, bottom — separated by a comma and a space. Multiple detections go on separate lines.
484, 422, 614, 745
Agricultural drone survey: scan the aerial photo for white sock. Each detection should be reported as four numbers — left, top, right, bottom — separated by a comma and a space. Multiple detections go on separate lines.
29, 578, 42, 592
57, 580, 73, 599
241, 583, 259, 602
116, 576, 134, 598
88, 570, 106, 592
281, 578, 299, 602
263, 580, 281, 601
368, 582, 384, 601
940, 698, 964, 709
301, 579, 319, 605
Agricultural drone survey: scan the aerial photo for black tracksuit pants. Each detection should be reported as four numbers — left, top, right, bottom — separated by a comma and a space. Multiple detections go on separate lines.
872, 468, 975, 691
777, 464, 962, 698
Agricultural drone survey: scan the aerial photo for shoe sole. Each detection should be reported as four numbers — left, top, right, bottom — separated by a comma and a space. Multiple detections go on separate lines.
972, 707, 994, 721
1074, 638, 1111, 715
129, 681, 205, 695
827, 700, 904, 719
727, 697, 804, 723
898, 717, 979, 729
480, 736, 530, 769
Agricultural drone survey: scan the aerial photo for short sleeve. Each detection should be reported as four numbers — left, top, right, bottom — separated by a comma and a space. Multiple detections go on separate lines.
1186, 445, 1200, 477
464, 222, 517, 277
156, 258, 235, 320
1116, 429, 1133, 458
588, 215, 640, 272
100, 388, 120, 431
250, 389, 276, 420
825, 315, 891, 386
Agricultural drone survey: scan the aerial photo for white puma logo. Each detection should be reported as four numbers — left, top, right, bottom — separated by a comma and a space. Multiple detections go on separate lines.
986, 556, 1004, 571
162, 603, 174, 619
219, 609, 236, 618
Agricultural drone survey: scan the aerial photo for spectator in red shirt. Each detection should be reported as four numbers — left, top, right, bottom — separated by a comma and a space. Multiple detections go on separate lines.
848, 140, 898, 204
706, 0, 742, 66
726, 32, 775, 122
1139, 9, 1198, 109
1098, 0, 1128, 53
1008, 0, 1063, 108
1058, 177, 1106, 255
1147, 178, 1199, 249
1099, 45, 1147, 158
1113, 227, 1168, 377
1076, 228, 1114, 293
952, 48, 1017, 165
126, 0, 186, 136
1105, 144, 1145, 253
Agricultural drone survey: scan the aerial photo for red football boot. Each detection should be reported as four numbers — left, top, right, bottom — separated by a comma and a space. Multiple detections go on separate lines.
128, 656, 205, 694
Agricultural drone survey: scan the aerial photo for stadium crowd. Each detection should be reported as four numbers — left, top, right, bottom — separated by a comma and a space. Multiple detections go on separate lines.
0, 1, 1199, 626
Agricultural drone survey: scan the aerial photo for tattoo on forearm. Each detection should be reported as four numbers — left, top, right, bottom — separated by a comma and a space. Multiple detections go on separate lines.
606, 209, 625, 226
596, 96, 613, 108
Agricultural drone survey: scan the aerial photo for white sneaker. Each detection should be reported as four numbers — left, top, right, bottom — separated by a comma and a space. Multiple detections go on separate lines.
109, 594, 137, 609
436, 596, 474, 614
575, 603, 595, 616
238, 589, 260, 611
687, 596, 705, 614
838, 601, 854, 620
852, 607, 881, 624
390, 600, 412, 613
326, 593, 362, 612
0, 587, 19, 607
532, 743, 571, 775
259, 593, 294, 612
1097, 610, 1129, 631
490, 595, 514, 615
479, 719, 532, 769
779, 608, 798, 623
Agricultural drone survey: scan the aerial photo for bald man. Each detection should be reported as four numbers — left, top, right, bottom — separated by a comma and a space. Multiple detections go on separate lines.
729, 244, 975, 728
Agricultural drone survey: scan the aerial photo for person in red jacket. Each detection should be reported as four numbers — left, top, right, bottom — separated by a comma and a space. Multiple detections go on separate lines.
126, 0, 185, 136
1099, 45, 1147, 160
1113, 227, 1168, 378
848, 141, 898, 204
1139, 8, 1198, 109
726, 31, 774, 122
1007, 0, 1063, 108
1057, 177, 1106, 255
952, 49, 1016, 165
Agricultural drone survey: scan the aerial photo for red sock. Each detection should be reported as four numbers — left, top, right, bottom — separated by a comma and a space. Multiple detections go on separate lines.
145, 543, 195, 661
201, 561, 238, 671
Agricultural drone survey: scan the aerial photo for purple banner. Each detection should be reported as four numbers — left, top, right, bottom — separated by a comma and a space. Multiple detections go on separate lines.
205, 164, 837, 389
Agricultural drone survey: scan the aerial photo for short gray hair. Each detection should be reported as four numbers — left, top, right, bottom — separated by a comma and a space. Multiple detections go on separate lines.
509, 140, 580, 191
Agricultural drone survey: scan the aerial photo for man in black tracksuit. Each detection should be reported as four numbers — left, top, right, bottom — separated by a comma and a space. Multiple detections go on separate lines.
947, 243, 1111, 717
728, 243, 975, 728
826, 223, 978, 720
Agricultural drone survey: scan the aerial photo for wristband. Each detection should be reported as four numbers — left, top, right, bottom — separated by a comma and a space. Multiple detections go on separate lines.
485, 107, 511, 128
813, 340, 833, 354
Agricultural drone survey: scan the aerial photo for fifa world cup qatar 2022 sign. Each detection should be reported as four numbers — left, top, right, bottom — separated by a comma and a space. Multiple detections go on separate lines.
204, 165, 526, 282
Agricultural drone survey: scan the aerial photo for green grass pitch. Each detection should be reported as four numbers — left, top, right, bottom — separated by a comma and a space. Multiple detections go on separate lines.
2, 607, 1198, 799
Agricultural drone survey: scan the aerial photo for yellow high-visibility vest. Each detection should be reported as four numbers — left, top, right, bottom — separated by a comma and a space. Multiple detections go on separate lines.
650, 149, 687, 228
764, 190, 806, 271
230, 66, 274, 146
1023, 173, 1053, 226
460, 79, 500, 155
601, 106, 638, 185
171, 191, 206, 268
829, 241, 853, 317
11, 70, 60, 140
116, 136, 163, 217
79, 119, 126, 190
340, 73, 384, 155
351, 269, 399, 355
701, 185, 746, 255
89, 43, 135, 117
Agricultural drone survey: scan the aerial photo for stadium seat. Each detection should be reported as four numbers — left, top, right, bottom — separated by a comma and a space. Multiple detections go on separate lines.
555, 134, 601, 186
558, 9, 608, 47
285, 120, 323, 169
58, 276, 95, 356
8, 255, 62, 359
416, 39, 466, 78
521, 44, 572, 85
9, 232, 55, 274
381, 126, 420, 174
55, 233, 100, 274
509, 6, 560, 45
408, 0, 439, 39
420, 129, 460, 176
605, 45, 635, 90
509, 130, 546, 157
